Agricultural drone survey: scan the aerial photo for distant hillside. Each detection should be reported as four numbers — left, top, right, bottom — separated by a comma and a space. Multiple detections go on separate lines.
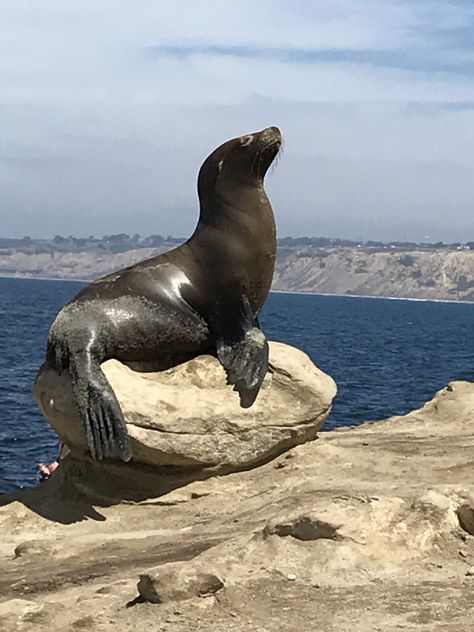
0, 236, 473, 302
274, 247, 474, 302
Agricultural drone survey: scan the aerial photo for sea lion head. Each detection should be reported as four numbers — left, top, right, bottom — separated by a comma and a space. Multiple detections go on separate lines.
197, 127, 282, 208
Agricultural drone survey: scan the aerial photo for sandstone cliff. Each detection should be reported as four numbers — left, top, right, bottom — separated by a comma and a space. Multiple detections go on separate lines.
274, 247, 474, 301
1, 245, 473, 301
0, 246, 166, 281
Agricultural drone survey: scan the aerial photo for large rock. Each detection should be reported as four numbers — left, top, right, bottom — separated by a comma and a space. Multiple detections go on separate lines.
34, 342, 337, 471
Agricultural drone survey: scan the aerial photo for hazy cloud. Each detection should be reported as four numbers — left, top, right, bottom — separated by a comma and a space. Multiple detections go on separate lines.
0, 0, 473, 241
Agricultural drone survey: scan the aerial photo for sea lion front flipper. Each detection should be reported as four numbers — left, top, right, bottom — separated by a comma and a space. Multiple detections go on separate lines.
217, 328, 269, 407
214, 296, 269, 407
70, 354, 132, 462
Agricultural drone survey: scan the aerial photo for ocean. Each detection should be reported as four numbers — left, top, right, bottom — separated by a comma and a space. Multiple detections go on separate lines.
0, 276, 472, 494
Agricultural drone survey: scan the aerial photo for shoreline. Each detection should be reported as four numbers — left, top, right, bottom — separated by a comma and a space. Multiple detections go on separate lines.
271, 289, 474, 305
0, 273, 473, 304
0, 273, 90, 283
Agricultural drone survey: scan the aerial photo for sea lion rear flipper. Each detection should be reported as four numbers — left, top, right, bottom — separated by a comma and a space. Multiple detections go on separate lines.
214, 296, 269, 407
70, 355, 132, 462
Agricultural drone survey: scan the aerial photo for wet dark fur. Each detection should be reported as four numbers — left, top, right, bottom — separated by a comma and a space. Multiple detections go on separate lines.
39, 127, 282, 461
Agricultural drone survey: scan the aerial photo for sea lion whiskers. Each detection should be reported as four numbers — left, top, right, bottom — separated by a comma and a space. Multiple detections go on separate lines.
250, 130, 282, 178
271, 141, 283, 173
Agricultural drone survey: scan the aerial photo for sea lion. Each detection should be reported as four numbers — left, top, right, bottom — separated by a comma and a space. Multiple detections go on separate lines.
38, 126, 281, 462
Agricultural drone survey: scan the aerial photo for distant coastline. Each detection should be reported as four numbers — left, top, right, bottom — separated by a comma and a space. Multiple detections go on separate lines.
0, 235, 473, 303
272, 289, 474, 305
0, 273, 88, 283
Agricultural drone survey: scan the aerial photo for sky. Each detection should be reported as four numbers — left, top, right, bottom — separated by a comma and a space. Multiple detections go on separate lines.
1, 0, 473, 242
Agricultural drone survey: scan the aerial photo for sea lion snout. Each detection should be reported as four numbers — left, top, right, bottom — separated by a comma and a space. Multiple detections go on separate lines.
260, 126, 282, 145
254, 126, 282, 170
240, 127, 281, 147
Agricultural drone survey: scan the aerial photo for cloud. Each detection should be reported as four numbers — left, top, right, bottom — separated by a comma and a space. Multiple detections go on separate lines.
0, 0, 473, 241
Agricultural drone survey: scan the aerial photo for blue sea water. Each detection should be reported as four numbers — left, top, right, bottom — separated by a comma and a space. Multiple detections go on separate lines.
0, 276, 472, 494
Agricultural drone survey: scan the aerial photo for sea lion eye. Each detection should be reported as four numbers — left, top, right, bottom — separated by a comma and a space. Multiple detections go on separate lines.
240, 135, 253, 147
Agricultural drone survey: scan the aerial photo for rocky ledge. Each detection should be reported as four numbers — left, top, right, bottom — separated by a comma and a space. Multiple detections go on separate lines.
0, 357, 473, 631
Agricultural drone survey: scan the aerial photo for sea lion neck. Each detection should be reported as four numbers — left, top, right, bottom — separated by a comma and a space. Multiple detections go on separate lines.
197, 180, 267, 227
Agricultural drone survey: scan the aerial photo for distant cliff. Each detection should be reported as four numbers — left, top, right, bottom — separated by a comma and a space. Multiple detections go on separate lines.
0, 244, 473, 302
273, 247, 474, 302
0, 246, 166, 281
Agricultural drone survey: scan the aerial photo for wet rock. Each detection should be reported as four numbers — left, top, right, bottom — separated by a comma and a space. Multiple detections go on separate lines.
264, 514, 340, 541
457, 503, 474, 536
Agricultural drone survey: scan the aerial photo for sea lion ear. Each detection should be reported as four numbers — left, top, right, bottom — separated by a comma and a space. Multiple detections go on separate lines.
240, 134, 253, 147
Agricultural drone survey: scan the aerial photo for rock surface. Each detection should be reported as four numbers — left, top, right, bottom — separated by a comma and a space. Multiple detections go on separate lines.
34, 342, 337, 472
1, 381, 474, 631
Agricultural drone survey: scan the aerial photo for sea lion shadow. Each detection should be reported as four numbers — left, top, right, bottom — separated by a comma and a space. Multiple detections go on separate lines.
0, 477, 107, 524
0, 454, 212, 524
